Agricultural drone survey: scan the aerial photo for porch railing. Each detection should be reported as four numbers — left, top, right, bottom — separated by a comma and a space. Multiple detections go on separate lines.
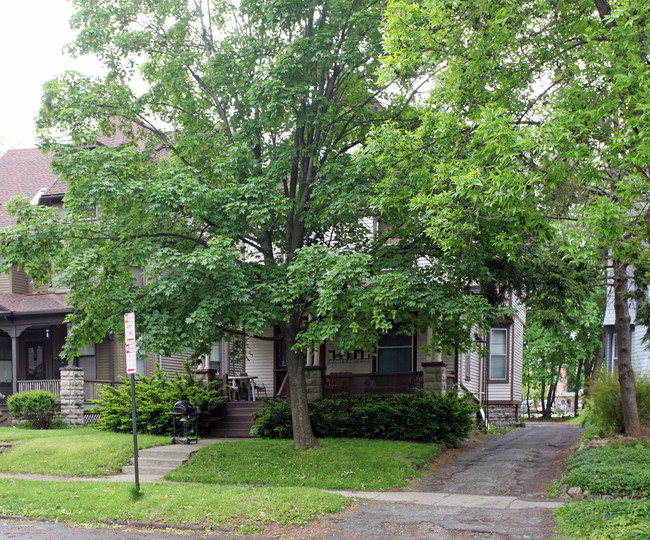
16, 380, 115, 401
17, 380, 60, 396
323, 371, 423, 398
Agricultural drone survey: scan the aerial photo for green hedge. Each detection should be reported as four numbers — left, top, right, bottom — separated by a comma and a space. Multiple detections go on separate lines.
7, 390, 59, 429
252, 390, 477, 447
91, 362, 226, 436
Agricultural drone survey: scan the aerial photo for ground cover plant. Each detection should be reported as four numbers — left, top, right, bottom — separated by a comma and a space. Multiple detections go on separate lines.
554, 499, 650, 540
0, 478, 348, 535
560, 441, 650, 497
0, 426, 168, 476
166, 438, 442, 490
253, 391, 476, 447
553, 440, 650, 539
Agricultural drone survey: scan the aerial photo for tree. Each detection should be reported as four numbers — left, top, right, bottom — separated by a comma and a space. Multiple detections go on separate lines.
379, 0, 650, 435
1, 0, 504, 449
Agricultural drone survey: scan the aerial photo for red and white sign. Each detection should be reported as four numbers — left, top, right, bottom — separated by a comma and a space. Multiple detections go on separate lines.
124, 312, 137, 374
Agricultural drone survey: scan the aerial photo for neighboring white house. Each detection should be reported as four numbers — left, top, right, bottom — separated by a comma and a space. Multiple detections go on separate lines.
603, 281, 650, 379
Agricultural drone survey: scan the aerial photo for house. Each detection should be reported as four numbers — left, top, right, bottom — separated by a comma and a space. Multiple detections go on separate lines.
0, 141, 525, 431
602, 281, 650, 379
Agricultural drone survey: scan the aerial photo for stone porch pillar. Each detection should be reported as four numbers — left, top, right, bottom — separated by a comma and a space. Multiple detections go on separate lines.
59, 365, 85, 427
422, 361, 446, 395
304, 365, 324, 401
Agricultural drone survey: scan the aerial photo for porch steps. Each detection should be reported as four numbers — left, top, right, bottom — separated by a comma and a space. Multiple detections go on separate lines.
208, 401, 261, 438
121, 443, 207, 478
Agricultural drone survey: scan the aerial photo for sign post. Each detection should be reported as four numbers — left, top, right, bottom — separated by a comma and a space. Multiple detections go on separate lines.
124, 312, 139, 491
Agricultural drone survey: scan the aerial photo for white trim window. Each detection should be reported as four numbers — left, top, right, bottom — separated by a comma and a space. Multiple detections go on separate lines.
489, 328, 508, 381
207, 342, 222, 373
377, 327, 413, 373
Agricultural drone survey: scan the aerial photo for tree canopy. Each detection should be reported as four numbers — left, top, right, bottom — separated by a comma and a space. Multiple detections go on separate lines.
1, 0, 517, 448
375, 0, 650, 434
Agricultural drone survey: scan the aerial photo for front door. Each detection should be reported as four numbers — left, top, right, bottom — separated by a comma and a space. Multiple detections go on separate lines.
25, 341, 46, 380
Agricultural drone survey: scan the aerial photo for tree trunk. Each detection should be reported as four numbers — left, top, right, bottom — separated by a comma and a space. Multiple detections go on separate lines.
613, 260, 641, 436
574, 357, 583, 417
281, 322, 320, 450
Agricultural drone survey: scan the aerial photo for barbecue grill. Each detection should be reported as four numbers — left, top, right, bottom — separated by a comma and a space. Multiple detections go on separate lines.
170, 400, 198, 444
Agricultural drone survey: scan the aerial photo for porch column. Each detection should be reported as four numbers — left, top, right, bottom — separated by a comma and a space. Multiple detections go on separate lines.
422, 361, 446, 395
304, 365, 324, 401
7, 327, 24, 395
59, 365, 85, 427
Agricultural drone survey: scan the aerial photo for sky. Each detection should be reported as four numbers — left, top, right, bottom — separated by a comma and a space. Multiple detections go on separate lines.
0, 0, 103, 151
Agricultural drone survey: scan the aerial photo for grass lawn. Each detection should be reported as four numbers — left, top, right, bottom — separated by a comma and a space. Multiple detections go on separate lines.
165, 438, 443, 490
0, 428, 442, 534
553, 440, 650, 539
0, 478, 349, 534
0, 426, 169, 476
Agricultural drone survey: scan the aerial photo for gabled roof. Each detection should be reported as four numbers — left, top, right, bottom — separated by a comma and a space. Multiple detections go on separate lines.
0, 291, 72, 316
0, 149, 57, 227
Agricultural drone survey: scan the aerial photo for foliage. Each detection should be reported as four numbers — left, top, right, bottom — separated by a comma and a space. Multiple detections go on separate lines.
0, 426, 168, 477
0, 0, 514, 449
7, 390, 59, 429
590, 374, 650, 434
562, 442, 650, 497
91, 362, 225, 436
554, 440, 650, 539
253, 390, 476, 447
377, 0, 650, 433
554, 499, 650, 540
166, 438, 441, 490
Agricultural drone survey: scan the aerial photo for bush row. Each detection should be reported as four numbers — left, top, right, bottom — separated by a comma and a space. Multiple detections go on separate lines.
91, 362, 226, 436
252, 390, 477, 447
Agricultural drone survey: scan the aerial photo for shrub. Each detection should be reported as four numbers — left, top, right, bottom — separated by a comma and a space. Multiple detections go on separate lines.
253, 390, 477, 447
7, 390, 59, 429
591, 373, 650, 434
91, 361, 226, 436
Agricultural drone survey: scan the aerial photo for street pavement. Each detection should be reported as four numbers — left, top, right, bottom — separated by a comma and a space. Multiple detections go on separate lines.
0, 421, 584, 539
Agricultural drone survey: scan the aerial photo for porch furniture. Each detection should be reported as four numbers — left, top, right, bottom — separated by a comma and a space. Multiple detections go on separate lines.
227, 374, 258, 401
253, 381, 268, 398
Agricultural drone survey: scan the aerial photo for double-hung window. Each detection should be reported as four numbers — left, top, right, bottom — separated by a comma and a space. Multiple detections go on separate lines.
377, 327, 414, 373
489, 328, 508, 381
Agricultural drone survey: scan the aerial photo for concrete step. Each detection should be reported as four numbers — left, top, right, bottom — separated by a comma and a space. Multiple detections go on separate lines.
122, 465, 173, 476
131, 457, 188, 468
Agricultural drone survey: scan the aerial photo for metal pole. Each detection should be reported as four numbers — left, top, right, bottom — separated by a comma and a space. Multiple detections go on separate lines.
130, 373, 140, 491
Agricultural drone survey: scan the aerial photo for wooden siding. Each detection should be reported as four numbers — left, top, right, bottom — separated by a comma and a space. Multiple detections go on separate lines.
160, 352, 190, 377
10, 268, 33, 295
512, 315, 524, 402
245, 329, 275, 394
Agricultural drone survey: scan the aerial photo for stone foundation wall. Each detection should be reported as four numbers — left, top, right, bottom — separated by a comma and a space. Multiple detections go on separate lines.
59, 366, 85, 427
486, 404, 519, 430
